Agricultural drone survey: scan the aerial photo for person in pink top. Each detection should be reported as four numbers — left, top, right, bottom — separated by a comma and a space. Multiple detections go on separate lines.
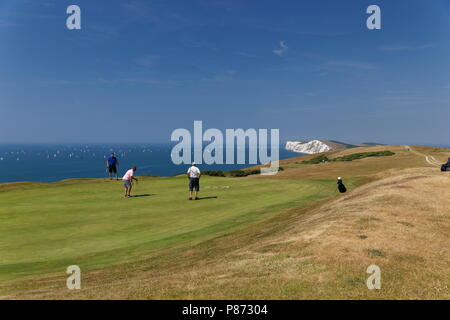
122, 166, 138, 198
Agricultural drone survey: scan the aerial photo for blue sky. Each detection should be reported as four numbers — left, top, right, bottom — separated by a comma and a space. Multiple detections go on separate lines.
1, 0, 449, 145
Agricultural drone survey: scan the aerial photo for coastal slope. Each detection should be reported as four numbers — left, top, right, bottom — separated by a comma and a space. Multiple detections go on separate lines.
0, 145, 449, 299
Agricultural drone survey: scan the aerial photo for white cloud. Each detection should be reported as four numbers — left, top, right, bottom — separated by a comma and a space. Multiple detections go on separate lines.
273, 41, 288, 57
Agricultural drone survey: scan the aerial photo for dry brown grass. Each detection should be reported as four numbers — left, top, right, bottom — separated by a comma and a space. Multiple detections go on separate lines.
3, 164, 448, 300
265, 145, 450, 182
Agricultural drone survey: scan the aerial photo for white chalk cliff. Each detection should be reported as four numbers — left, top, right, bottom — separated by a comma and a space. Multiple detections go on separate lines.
285, 140, 332, 154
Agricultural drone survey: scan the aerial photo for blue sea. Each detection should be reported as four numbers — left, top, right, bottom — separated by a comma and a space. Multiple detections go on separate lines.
0, 144, 300, 183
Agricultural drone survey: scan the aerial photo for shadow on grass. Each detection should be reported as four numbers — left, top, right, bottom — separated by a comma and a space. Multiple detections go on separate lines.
131, 194, 155, 198
197, 196, 218, 200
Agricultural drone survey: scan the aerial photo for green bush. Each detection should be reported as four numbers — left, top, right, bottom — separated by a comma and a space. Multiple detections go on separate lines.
228, 169, 260, 177
302, 154, 329, 164
228, 170, 249, 177
202, 170, 226, 177
204, 167, 283, 178
367, 249, 385, 257
331, 151, 395, 162
302, 151, 395, 164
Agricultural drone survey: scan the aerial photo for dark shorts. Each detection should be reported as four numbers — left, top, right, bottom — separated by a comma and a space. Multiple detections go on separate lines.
108, 165, 117, 174
189, 178, 200, 192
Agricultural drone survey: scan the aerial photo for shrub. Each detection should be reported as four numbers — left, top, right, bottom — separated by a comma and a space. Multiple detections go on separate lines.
367, 249, 385, 257
302, 154, 329, 164
247, 169, 261, 175
228, 169, 260, 177
204, 167, 282, 178
331, 151, 395, 162
202, 170, 226, 177
302, 151, 395, 164
228, 170, 249, 177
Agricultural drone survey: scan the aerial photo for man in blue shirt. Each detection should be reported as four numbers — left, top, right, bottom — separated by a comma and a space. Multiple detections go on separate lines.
106, 153, 119, 180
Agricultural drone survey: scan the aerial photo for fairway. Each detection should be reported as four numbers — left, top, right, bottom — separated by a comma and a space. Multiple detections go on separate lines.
0, 175, 336, 282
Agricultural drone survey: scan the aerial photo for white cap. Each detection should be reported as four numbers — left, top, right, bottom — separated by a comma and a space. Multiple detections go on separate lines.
192, 162, 196, 166
338, 177, 342, 180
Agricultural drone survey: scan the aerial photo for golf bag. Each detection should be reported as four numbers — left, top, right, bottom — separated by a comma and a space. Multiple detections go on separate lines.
441, 158, 450, 172
337, 180, 347, 193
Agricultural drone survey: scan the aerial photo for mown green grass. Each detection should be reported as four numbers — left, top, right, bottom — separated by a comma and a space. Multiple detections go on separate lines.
0, 175, 338, 281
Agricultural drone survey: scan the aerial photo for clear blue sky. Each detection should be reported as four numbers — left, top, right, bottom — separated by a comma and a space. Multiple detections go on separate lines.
1, 0, 449, 145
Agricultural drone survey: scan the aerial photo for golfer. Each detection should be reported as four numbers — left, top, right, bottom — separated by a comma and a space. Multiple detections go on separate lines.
122, 166, 138, 198
187, 162, 201, 200
106, 153, 119, 180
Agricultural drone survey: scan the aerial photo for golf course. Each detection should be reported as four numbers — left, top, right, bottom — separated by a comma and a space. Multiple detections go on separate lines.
1, 145, 449, 299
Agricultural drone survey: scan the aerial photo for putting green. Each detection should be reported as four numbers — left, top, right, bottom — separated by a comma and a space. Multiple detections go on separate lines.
0, 176, 337, 281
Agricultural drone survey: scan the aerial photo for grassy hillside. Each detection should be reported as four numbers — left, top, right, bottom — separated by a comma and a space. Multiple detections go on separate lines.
0, 145, 449, 299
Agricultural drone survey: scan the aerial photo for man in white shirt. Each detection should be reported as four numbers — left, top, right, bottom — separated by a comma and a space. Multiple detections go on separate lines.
186, 162, 201, 200
122, 166, 138, 198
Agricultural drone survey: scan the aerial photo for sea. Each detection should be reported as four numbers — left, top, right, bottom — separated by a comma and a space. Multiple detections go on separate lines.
0, 144, 300, 183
